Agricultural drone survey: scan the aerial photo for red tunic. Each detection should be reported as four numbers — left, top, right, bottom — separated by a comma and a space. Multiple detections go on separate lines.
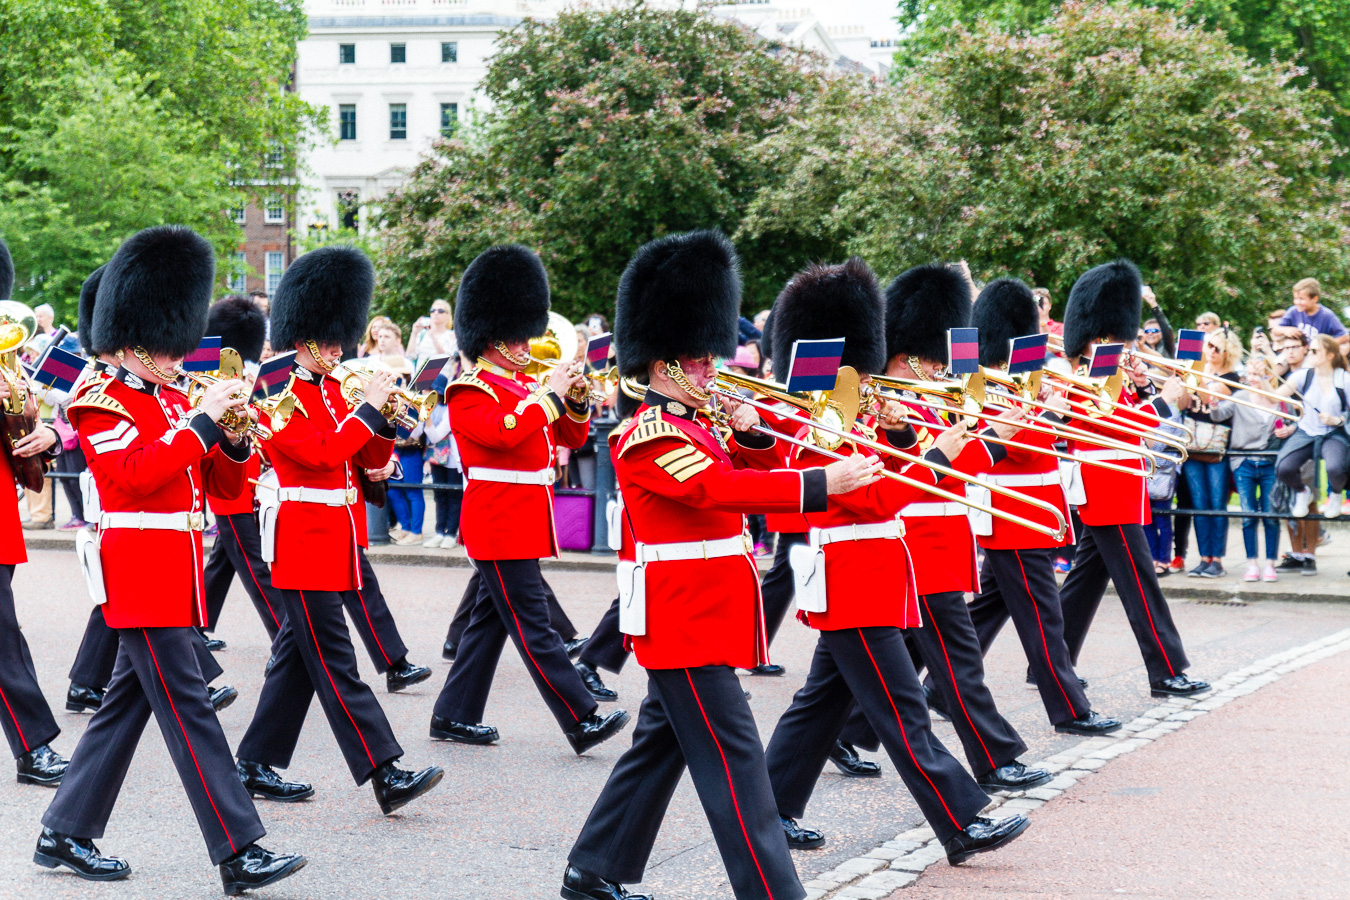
760, 399, 812, 536
0, 447, 25, 566
265, 366, 394, 591
616, 398, 823, 670
450, 362, 590, 561
974, 407, 1073, 551
207, 452, 261, 517
1067, 388, 1166, 527
69, 373, 249, 626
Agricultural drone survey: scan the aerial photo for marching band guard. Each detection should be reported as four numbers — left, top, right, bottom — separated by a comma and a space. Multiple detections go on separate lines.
758, 259, 1030, 864
0, 237, 68, 788
1054, 260, 1209, 698
38, 226, 306, 892
832, 264, 1050, 793
564, 231, 876, 900
233, 245, 444, 814
65, 267, 235, 716
429, 244, 628, 754
961, 278, 1122, 735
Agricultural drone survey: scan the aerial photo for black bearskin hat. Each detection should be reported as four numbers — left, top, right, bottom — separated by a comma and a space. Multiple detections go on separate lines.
92, 226, 214, 357
0, 236, 12, 300
1062, 259, 1143, 359
271, 245, 372, 352
78, 265, 107, 356
771, 258, 886, 375
614, 230, 740, 378
884, 264, 971, 364
454, 244, 550, 362
972, 278, 1039, 367
208, 295, 267, 363
758, 304, 776, 365
615, 386, 642, 421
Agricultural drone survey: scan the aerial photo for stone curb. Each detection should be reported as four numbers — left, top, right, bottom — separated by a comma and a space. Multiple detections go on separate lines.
802, 627, 1350, 899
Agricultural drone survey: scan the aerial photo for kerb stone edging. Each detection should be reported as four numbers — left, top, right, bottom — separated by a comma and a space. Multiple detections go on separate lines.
802, 627, 1350, 899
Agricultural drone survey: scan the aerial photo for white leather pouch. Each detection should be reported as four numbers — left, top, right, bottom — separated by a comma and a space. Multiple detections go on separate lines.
616, 560, 646, 635
789, 541, 828, 613
79, 470, 101, 524
76, 527, 107, 605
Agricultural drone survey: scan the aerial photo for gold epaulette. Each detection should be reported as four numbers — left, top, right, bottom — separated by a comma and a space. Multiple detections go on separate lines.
449, 368, 496, 397
67, 385, 132, 422
616, 407, 692, 458
608, 416, 633, 444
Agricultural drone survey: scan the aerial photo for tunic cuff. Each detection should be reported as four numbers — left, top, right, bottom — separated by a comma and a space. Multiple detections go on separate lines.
353, 401, 388, 434
922, 447, 951, 470
801, 468, 828, 513
188, 414, 223, 452
564, 396, 591, 423
218, 434, 252, 462
882, 424, 919, 449
734, 428, 775, 450
977, 428, 1008, 465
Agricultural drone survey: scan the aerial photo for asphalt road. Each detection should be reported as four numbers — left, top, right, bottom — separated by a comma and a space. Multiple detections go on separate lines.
3, 549, 1349, 899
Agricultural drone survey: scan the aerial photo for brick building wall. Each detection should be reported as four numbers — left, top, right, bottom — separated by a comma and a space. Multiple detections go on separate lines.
230, 198, 293, 296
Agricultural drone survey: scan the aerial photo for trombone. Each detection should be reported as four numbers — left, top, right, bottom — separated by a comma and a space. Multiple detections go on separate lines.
332, 360, 437, 430
1126, 346, 1302, 419
713, 370, 1069, 540
178, 349, 294, 441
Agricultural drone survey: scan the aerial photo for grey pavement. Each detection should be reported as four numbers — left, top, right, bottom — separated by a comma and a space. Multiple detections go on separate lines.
2, 548, 1350, 899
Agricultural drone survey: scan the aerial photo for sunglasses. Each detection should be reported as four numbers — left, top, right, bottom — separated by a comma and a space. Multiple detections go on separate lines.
430, 308, 449, 314
1144, 327, 1160, 334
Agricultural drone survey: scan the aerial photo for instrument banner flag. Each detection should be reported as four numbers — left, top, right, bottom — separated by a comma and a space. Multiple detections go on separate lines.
28, 345, 85, 391
948, 328, 980, 375
1007, 333, 1049, 374
410, 355, 452, 392
1088, 343, 1124, 378
183, 336, 222, 372
1175, 329, 1205, 362
784, 338, 844, 393
252, 351, 297, 400
586, 332, 612, 367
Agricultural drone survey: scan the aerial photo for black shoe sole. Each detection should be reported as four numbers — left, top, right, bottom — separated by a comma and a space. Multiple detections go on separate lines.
1054, 720, 1122, 736
442, 647, 456, 661
211, 688, 238, 713
17, 772, 64, 787
387, 669, 433, 693
568, 710, 631, 756
34, 851, 131, 881
829, 758, 882, 779
977, 770, 1053, 795
64, 700, 100, 713
429, 725, 499, 744
1150, 687, 1210, 699
377, 768, 444, 816
245, 786, 315, 803
586, 690, 619, 702
222, 856, 307, 896
786, 836, 826, 850
946, 815, 1031, 865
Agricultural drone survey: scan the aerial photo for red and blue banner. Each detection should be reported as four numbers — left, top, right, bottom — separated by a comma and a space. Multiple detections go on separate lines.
1088, 342, 1124, 378
28, 346, 85, 392
410, 355, 452, 392
586, 332, 612, 367
182, 336, 222, 373
1007, 333, 1049, 374
785, 338, 844, 393
1175, 329, 1205, 362
948, 328, 980, 375
252, 351, 296, 399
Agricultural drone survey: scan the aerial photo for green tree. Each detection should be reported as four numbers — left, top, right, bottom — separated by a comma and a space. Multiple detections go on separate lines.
741, 1, 1350, 328
895, 0, 1350, 174
375, 1, 826, 325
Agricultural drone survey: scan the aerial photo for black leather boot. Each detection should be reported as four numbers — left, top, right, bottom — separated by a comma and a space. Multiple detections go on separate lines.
575, 661, 618, 702
1054, 711, 1122, 736
386, 657, 432, 693
237, 760, 314, 802
564, 637, 589, 659
828, 740, 881, 778
442, 640, 456, 661
976, 761, 1053, 794
371, 761, 444, 815
944, 814, 1030, 864
565, 710, 631, 756
65, 682, 104, 713
33, 828, 130, 881
1150, 674, 1209, 698
209, 684, 238, 712
17, 744, 68, 786
781, 816, 825, 849
429, 715, 499, 744
219, 843, 307, 896
561, 865, 653, 900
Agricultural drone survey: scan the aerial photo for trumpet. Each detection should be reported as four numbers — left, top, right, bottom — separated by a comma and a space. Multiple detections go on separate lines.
713, 369, 1069, 540
333, 360, 437, 430
178, 348, 293, 441
528, 356, 619, 404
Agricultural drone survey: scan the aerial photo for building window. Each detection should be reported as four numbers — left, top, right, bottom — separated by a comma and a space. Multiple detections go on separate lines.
441, 42, 458, 63
266, 141, 285, 168
230, 206, 246, 225
339, 43, 355, 64
389, 103, 407, 140
439, 103, 458, 137
337, 191, 360, 230
230, 252, 248, 293
390, 43, 406, 63
264, 198, 285, 224
265, 252, 285, 294
339, 105, 356, 141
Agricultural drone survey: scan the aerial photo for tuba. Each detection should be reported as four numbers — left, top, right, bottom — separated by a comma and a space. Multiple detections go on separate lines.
0, 302, 48, 492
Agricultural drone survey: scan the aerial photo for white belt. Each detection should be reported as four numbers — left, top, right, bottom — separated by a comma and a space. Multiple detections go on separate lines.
635, 534, 751, 563
276, 486, 358, 507
812, 520, 905, 546
1076, 449, 1141, 462
467, 466, 556, 485
901, 501, 965, 518
100, 511, 205, 532
986, 471, 1061, 488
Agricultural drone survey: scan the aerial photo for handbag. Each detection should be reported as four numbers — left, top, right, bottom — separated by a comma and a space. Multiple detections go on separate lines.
1185, 420, 1230, 462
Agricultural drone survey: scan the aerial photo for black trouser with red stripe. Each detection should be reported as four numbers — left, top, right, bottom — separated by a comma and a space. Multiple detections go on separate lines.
434, 558, 596, 732
445, 568, 578, 650
346, 548, 409, 674
578, 595, 629, 674
0, 564, 59, 759
236, 588, 403, 784
1059, 523, 1189, 683
570, 665, 804, 900
966, 548, 1091, 726
758, 532, 807, 648
839, 592, 1026, 778
43, 627, 264, 864
203, 512, 285, 640
69, 606, 223, 691
767, 628, 987, 844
